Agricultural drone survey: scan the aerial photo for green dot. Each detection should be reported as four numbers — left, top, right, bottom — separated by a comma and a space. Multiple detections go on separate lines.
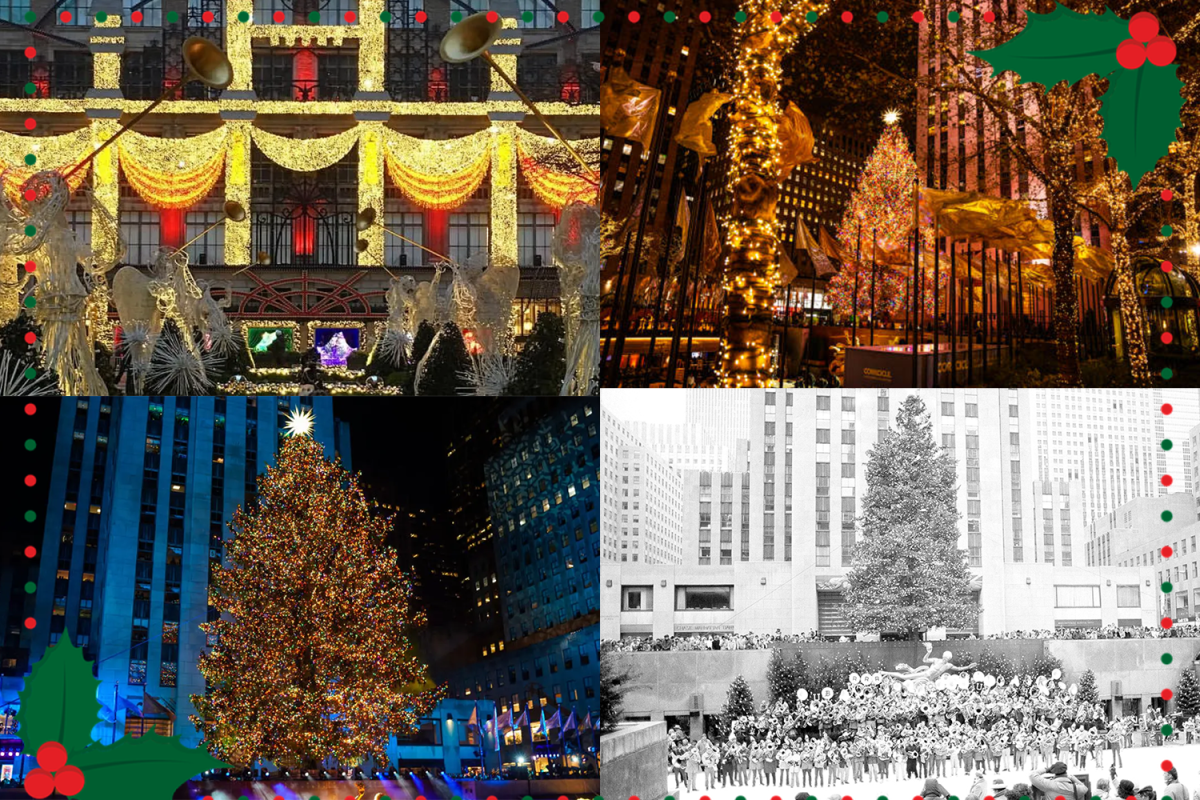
24, 225, 36, 237
948, 10, 960, 21
308, 10, 320, 22
166, 10, 178, 22
1021, 796, 1032, 800
736, 796, 747, 800
238, 10, 249, 21
1162, 224, 1174, 237
1163, 510, 1174, 521
664, 11, 676, 21
735, 10, 748, 22
1164, 581, 1174, 593
451, 10, 463, 22
24, 82, 35, 95
1162, 724, 1173, 736
23, 367, 36, 380
25, 10, 35, 21
1162, 296, 1174, 308
24, 510, 36, 522
592, 10, 603, 22
24, 582, 35, 594
805, 10, 818, 22
24, 296, 36, 309
1163, 367, 1174, 380
24, 439, 35, 451
522, 10, 533, 21
25, 154, 36, 165
1163, 653, 1174, 664
522, 796, 532, 800
380, 11, 391, 21
1163, 438, 1174, 450
95, 11, 106, 21
877, 10, 888, 21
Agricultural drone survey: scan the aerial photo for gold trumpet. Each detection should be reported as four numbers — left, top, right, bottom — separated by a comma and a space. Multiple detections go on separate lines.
170, 201, 245, 256
438, 12, 598, 183
355, 207, 455, 270
63, 37, 233, 182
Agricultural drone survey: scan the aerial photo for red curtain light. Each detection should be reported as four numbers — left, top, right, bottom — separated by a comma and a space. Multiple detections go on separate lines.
426, 208, 449, 260
160, 208, 186, 248
294, 49, 317, 101
293, 208, 316, 256
428, 67, 448, 102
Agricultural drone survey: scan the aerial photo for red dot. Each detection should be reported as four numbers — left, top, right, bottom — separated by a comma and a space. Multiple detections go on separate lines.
1116, 39, 1146, 70
628, 796, 638, 800
1147, 35, 1177, 67
24, 475, 36, 487
1162, 189, 1174, 201
24, 46, 36, 59
1163, 545, 1174, 557
1162, 331, 1175, 345
1163, 403, 1174, 414
59, 10, 71, 21
416, 796, 427, 800
24, 768, 52, 799
1162, 760, 1174, 771
1162, 474, 1174, 487
23, 618, 35, 630
24, 332, 36, 344
699, 10, 711, 22
415, 10, 427, 22
1128, 11, 1159, 43
344, 10, 356, 21
24, 260, 35, 273
24, 546, 36, 558
201, 10, 214, 22
1162, 261, 1174, 272
558, 796, 569, 800
983, 11, 995, 22
841, 10, 853, 22
556, 10, 568, 22
273, 10, 284, 22
1057, 796, 1065, 800
770, 10, 782, 22
131, 9, 143, 21
912, 10, 925, 22
486, 10, 498, 22
1163, 617, 1174, 629
1162, 690, 1174, 702
628, 10, 640, 21
23, 189, 36, 202
24, 403, 36, 415
37, 742, 68, 773
487, 796, 498, 800
24, 118, 35, 130
54, 768, 84, 800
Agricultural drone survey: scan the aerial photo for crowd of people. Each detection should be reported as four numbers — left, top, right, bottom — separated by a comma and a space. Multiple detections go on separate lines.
666, 668, 1189, 795
603, 623, 1200, 653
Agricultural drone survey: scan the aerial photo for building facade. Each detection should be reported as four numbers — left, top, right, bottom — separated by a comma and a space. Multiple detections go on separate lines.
2, 0, 597, 346
601, 389, 1158, 640
26, 396, 347, 746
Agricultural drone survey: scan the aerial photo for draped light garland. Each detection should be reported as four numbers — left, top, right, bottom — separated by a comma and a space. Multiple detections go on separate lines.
117, 127, 228, 209
382, 128, 491, 210
250, 126, 362, 173
514, 129, 600, 209
0, 128, 92, 203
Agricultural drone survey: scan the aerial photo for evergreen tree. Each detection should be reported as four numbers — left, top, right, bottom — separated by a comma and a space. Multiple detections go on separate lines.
190, 431, 443, 768
975, 647, 1017, 684
410, 321, 436, 366
767, 649, 801, 710
1026, 653, 1064, 680
1077, 669, 1099, 705
791, 651, 809, 695
600, 649, 633, 732
722, 674, 756, 739
505, 311, 566, 395
843, 393, 979, 638
416, 322, 472, 396
1177, 668, 1200, 720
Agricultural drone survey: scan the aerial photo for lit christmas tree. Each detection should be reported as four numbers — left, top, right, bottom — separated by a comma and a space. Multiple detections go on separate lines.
827, 115, 915, 323
1076, 669, 1099, 705
1177, 668, 1200, 720
720, 674, 756, 742
767, 648, 800, 710
190, 419, 444, 769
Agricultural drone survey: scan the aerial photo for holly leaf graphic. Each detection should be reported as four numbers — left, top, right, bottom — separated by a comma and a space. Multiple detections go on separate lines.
1100, 64, 1185, 187
969, 3, 1128, 88
15, 632, 102, 755
70, 729, 230, 800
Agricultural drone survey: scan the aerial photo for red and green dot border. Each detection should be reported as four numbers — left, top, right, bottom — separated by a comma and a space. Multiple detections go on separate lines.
23, 402, 39, 632
21, 7, 600, 26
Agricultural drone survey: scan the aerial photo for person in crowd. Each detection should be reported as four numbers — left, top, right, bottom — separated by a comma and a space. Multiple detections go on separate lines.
763, 736, 778, 787
920, 775, 950, 800
1164, 766, 1190, 800
965, 768, 988, 800
1031, 761, 1090, 800
1096, 777, 1112, 800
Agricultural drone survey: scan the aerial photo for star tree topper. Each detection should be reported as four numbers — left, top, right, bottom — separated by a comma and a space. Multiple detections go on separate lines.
283, 406, 314, 438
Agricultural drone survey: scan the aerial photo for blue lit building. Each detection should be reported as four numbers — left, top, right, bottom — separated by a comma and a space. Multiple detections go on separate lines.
442, 398, 601, 772
26, 397, 349, 747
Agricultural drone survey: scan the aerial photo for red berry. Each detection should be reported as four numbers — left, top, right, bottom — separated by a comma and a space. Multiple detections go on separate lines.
1128, 11, 1159, 43
1116, 39, 1146, 69
54, 765, 85, 797
37, 741, 68, 772
24, 768, 55, 799
1146, 35, 1176, 66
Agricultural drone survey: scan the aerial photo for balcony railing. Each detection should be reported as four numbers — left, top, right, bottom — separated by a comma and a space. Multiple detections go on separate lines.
385, 27, 489, 102
517, 59, 599, 105
0, 60, 92, 99
256, 77, 357, 102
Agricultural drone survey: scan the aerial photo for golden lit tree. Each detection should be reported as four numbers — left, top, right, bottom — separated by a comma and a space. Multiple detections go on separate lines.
190, 425, 443, 769
720, 0, 828, 388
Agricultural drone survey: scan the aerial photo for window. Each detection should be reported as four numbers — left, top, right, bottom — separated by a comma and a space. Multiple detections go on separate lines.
942, 401, 954, 416
816, 395, 830, 410
580, 0, 600, 22
518, 211, 555, 266
622, 586, 652, 611
1116, 585, 1140, 608
1055, 585, 1101, 608
517, 0, 554, 27
120, 210, 161, 265
449, 212, 489, 262
842, 396, 855, 411
675, 585, 733, 610
816, 429, 830, 444
383, 210, 424, 267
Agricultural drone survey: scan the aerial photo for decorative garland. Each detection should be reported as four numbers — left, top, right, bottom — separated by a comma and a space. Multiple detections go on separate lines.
381, 128, 491, 210
0, 128, 92, 204
514, 128, 600, 209
117, 127, 228, 209
249, 125, 361, 173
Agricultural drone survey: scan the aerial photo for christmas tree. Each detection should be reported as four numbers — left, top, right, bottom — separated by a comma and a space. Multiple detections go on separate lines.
722, 674, 756, 739
505, 311, 566, 395
1077, 669, 1099, 705
843, 393, 979, 638
826, 119, 915, 322
600, 649, 633, 732
410, 321, 436, 366
1177, 668, 1200, 720
767, 648, 800, 710
190, 428, 444, 769
416, 322, 472, 396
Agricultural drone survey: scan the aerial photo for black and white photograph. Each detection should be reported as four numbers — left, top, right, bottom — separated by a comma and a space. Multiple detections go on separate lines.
600, 389, 1200, 800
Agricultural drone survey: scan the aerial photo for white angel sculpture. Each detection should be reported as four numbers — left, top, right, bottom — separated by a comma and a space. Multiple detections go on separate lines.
553, 201, 600, 395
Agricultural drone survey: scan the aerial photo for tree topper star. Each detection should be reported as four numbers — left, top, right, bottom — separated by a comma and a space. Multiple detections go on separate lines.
284, 407, 315, 438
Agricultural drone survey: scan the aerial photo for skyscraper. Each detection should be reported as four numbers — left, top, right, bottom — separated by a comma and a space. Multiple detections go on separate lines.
28, 397, 348, 745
